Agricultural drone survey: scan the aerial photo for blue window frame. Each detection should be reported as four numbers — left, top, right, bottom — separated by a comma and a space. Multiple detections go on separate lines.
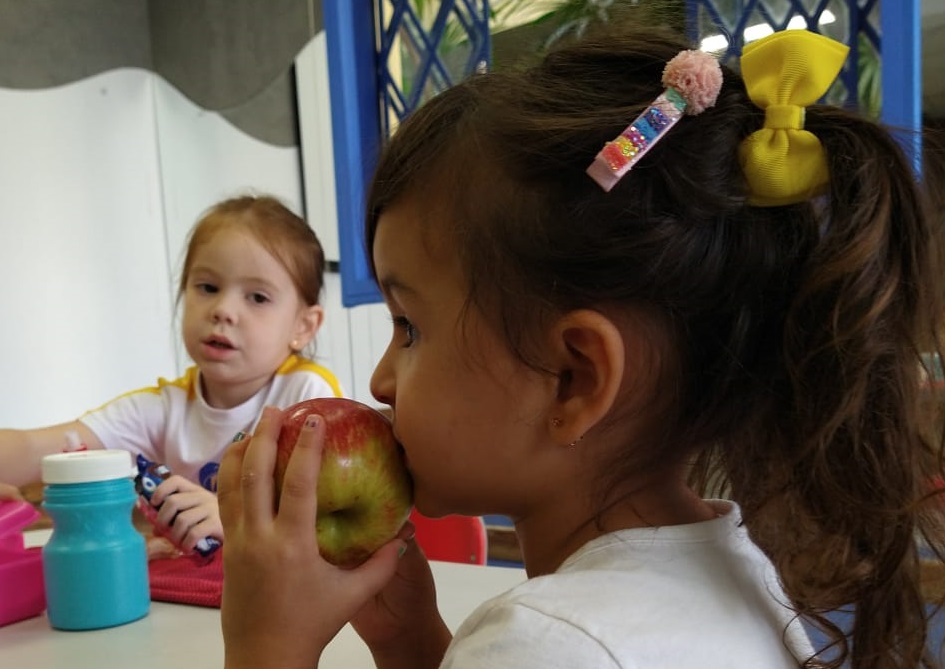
324, 0, 490, 307
323, 2, 381, 307
880, 0, 922, 172
326, 0, 922, 307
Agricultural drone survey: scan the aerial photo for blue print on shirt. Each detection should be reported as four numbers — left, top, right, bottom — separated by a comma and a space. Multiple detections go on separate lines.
199, 461, 220, 493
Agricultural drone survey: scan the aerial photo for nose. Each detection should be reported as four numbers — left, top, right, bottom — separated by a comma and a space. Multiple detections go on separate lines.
210, 292, 238, 325
369, 344, 395, 409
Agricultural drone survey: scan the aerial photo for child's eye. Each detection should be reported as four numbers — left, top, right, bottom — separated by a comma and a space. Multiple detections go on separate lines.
392, 315, 418, 347
195, 282, 218, 294
249, 292, 270, 305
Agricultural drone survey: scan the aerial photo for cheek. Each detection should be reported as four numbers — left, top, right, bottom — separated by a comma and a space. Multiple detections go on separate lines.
394, 403, 446, 466
399, 402, 482, 468
180, 309, 197, 337
181, 295, 203, 321
265, 314, 296, 346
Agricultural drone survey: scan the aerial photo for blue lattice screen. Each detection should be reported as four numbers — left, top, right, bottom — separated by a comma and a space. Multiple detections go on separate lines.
327, 1, 917, 307
377, 0, 491, 139
689, 0, 881, 113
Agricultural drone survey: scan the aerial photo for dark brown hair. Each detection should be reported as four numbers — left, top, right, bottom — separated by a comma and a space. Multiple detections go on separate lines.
179, 194, 325, 308
366, 22, 945, 669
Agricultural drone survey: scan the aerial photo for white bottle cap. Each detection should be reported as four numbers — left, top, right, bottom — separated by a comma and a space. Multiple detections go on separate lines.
41, 450, 135, 484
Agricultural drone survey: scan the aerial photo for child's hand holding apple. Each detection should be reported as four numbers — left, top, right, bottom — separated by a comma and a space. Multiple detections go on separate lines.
218, 402, 414, 669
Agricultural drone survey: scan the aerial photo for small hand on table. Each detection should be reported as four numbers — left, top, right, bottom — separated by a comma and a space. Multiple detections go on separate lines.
0, 483, 24, 502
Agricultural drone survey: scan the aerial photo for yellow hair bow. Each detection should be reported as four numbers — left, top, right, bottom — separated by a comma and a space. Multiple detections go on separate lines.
738, 30, 849, 207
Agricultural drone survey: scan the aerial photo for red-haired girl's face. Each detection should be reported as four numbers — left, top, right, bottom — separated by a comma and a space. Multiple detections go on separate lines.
181, 227, 321, 408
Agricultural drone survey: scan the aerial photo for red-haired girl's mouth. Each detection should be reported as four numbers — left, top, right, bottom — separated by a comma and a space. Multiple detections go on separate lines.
204, 335, 235, 350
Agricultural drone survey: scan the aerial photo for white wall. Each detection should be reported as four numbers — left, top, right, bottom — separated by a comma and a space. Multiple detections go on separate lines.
0, 40, 391, 430
0, 69, 175, 427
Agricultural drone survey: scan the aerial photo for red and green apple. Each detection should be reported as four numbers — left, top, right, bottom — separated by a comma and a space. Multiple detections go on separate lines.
274, 397, 413, 567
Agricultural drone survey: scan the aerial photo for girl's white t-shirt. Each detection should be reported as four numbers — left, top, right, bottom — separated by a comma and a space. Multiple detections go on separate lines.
443, 500, 813, 669
79, 355, 342, 489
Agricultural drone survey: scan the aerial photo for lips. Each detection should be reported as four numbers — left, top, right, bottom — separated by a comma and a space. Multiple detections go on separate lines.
199, 334, 238, 362
203, 334, 236, 350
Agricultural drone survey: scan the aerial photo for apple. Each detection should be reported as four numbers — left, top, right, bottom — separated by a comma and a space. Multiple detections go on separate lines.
273, 397, 413, 567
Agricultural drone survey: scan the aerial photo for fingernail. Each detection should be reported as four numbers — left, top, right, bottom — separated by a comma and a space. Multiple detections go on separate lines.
231, 431, 246, 443
398, 543, 407, 558
304, 414, 321, 430
398, 520, 416, 543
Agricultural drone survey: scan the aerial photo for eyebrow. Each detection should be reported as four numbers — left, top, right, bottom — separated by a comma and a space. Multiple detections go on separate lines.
189, 266, 280, 292
378, 274, 419, 302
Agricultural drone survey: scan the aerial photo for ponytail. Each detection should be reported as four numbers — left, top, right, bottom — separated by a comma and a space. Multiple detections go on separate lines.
716, 108, 945, 669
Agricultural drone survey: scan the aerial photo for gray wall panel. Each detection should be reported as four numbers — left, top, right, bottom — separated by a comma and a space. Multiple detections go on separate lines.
0, 0, 323, 147
220, 69, 300, 147
148, 0, 318, 147
0, 0, 151, 88
148, 0, 314, 110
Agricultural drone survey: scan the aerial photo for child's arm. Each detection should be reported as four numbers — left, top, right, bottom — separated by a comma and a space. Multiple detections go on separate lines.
219, 406, 410, 669
0, 422, 104, 487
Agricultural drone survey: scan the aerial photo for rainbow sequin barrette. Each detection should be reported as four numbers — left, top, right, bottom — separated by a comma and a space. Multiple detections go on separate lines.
586, 49, 724, 192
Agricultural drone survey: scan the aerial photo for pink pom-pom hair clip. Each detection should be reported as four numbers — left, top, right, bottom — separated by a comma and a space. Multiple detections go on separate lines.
586, 48, 723, 192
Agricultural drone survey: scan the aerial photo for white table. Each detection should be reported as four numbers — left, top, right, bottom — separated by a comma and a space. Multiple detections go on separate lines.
0, 531, 526, 667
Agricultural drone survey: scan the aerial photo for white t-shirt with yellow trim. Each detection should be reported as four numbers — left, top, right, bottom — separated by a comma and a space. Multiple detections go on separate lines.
79, 355, 342, 490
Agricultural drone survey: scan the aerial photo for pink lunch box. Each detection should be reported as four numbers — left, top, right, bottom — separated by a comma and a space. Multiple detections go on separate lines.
0, 500, 46, 626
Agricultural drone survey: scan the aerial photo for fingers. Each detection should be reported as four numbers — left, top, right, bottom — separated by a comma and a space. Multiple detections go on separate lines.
398, 520, 417, 544
358, 540, 407, 586
165, 510, 209, 548
155, 496, 209, 542
179, 516, 223, 552
343, 533, 412, 612
150, 474, 198, 506
218, 433, 249, 532
0, 483, 24, 501
275, 414, 324, 534
149, 488, 220, 548
239, 406, 284, 530
154, 490, 196, 527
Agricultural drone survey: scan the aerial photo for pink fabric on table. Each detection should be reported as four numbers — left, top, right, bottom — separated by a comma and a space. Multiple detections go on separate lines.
148, 549, 223, 608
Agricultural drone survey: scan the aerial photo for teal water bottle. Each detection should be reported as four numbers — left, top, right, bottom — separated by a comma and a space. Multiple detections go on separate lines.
41, 450, 150, 630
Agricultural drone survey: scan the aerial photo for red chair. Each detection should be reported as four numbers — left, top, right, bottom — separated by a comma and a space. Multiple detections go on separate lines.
409, 509, 488, 565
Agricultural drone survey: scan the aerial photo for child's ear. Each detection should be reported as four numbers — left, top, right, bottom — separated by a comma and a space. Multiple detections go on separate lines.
292, 304, 325, 352
547, 309, 626, 447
